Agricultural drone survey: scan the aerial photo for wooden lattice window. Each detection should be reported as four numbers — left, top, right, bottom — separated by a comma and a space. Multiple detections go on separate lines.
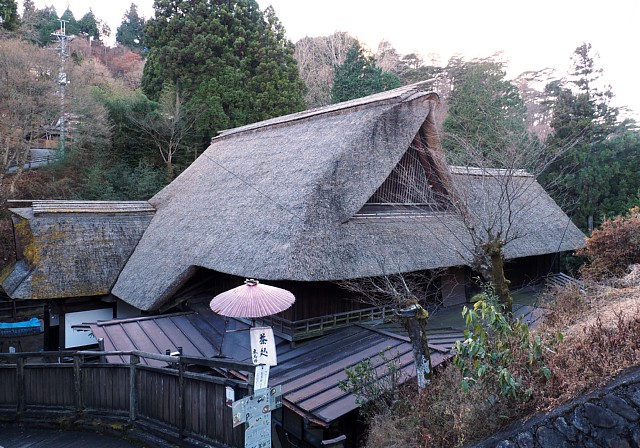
367, 145, 440, 205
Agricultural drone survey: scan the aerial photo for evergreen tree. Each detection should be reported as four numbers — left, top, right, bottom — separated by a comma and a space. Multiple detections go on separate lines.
543, 43, 622, 230
244, 6, 306, 120
442, 56, 530, 167
77, 10, 100, 40
22, 5, 58, 46
116, 3, 145, 50
396, 53, 442, 86
0, 0, 19, 30
141, 0, 305, 145
60, 8, 79, 36
331, 43, 401, 103
22, 0, 35, 15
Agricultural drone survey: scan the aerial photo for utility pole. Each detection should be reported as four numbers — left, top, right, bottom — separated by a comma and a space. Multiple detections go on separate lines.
52, 20, 68, 155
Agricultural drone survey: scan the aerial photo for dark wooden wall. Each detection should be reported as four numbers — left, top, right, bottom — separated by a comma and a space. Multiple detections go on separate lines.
180, 269, 368, 321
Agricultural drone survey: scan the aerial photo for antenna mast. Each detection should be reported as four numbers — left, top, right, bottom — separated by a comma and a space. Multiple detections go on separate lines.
52, 20, 69, 155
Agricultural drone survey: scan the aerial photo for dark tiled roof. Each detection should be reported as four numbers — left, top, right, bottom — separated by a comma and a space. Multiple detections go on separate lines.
90, 311, 255, 367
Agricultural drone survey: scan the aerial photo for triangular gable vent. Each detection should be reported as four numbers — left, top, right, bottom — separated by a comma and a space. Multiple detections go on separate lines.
357, 141, 448, 216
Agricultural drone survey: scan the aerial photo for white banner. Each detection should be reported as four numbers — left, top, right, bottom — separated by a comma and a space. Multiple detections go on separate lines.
250, 327, 277, 366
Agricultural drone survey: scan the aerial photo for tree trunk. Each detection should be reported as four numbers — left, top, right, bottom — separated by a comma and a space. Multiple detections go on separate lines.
166, 160, 174, 183
400, 306, 432, 389
483, 240, 513, 317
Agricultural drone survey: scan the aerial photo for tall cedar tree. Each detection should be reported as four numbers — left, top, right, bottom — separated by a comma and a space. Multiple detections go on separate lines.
331, 43, 401, 103
0, 0, 19, 30
542, 43, 622, 230
21, 5, 59, 46
59, 8, 80, 36
77, 10, 100, 40
141, 0, 305, 143
116, 3, 145, 50
442, 57, 529, 167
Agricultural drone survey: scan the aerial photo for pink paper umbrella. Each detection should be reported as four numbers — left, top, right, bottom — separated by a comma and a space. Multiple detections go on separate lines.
209, 279, 295, 318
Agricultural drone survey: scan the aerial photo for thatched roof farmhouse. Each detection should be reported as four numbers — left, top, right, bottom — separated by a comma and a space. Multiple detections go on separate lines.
111, 84, 584, 311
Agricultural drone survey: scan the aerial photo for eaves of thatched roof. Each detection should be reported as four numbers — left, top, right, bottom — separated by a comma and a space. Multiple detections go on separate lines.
1, 200, 155, 300
111, 84, 584, 311
448, 167, 585, 259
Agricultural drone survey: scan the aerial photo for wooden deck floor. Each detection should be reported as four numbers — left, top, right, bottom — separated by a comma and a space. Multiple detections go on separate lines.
0, 426, 142, 448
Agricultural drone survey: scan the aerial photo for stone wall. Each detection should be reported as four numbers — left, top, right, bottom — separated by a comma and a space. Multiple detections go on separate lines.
470, 367, 640, 448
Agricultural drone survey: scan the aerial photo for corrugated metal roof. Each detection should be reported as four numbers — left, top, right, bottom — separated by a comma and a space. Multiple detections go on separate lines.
89, 311, 256, 367
272, 323, 463, 425
89, 305, 463, 425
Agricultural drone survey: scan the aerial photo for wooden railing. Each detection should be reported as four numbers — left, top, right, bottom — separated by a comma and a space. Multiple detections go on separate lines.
248, 306, 391, 341
0, 350, 254, 447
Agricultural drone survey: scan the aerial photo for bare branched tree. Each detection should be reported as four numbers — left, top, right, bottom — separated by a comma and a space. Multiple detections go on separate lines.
338, 270, 444, 389
293, 32, 358, 108
337, 94, 575, 393
439, 116, 575, 313
128, 87, 201, 182
0, 40, 59, 193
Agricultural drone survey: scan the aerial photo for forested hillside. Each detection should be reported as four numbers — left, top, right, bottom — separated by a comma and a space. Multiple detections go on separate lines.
1, 0, 638, 263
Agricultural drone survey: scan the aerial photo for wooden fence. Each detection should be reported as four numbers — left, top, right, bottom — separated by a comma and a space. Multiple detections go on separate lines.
250, 306, 390, 341
0, 350, 254, 447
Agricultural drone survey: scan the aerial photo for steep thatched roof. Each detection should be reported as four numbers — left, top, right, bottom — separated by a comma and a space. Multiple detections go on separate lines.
112, 84, 584, 311
1, 201, 154, 300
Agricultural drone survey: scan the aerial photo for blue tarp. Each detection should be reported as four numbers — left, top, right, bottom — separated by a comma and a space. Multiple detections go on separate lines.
0, 318, 42, 337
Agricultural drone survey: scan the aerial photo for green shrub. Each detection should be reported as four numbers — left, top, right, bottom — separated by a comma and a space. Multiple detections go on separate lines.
453, 289, 558, 400
339, 349, 401, 419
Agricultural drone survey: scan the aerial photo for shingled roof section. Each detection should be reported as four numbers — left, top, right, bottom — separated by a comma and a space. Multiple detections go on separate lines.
1, 200, 155, 300
112, 83, 584, 311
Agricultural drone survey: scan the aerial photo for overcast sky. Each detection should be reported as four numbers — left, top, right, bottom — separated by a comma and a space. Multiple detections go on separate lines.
26, 0, 639, 118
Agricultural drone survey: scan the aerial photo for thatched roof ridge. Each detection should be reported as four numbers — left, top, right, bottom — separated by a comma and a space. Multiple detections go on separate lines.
31, 200, 155, 215
449, 165, 532, 177
449, 170, 584, 258
216, 82, 435, 139
1, 201, 155, 300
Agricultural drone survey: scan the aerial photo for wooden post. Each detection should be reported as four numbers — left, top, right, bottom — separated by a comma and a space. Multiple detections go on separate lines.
129, 354, 139, 422
73, 354, 83, 413
16, 356, 25, 415
178, 359, 185, 438
97, 338, 106, 363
